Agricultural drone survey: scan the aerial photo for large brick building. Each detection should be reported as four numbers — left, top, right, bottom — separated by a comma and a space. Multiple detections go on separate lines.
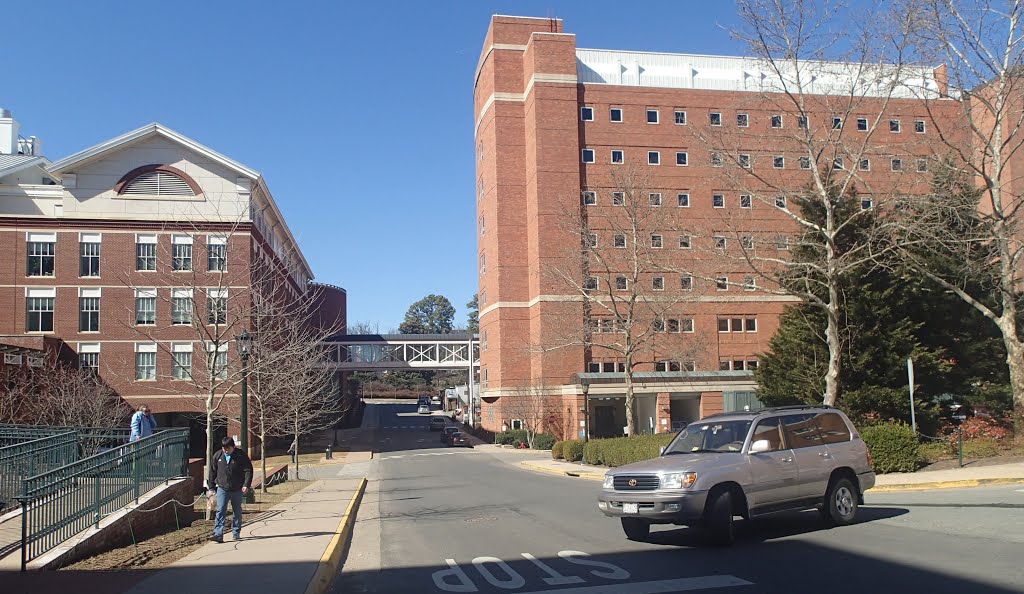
0, 112, 346, 452
473, 16, 961, 438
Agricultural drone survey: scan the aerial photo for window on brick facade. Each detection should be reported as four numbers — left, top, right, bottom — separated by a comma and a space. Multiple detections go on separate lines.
584, 276, 598, 291
915, 120, 926, 133
582, 191, 597, 206
80, 234, 100, 277
80, 293, 100, 332
674, 110, 686, 124
711, 152, 723, 167
587, 233, 597, 248
649, 192, 662, 206
208, 236, 227, 271
646, 109, 659, 124
740, 194, 752, 208
135, 289, 156, 325
79, 349, 99, 373
775, 196, 787, 208
716, 276, 728, 291
206, 344, 228, 381
135, 344, 156, 381
714, 236, 727, 249
891, 158, 903, 172
713, 193, 725, 208
207, 289, 227, 325
172, 344, 192, 380
581, 106, 594, 121
771, 114, 783, 128
773, 156, 784, 169
610, 107, 623, 122
26, 291, 54, 332
679, 235, 691, 249
681, 276, 693, 291
737, 113, 749, 127
651, 234, 663, 248
857, 117, 868, 131
861, 198, 874, 210
612, 192, 625, 206
653, 276, 665, 291
172, 289, 192, 325
917, 158, 928, 173
648, 151, 660, 165
27, 235, 55, 277
832, 116, 843, 129
613, 234, 626, 248
890, 119, 901, 133
739, 154, 751, 168
136, 235, 157, 271
833, 157, 845, 170
799, 156, 811, 169
775, 235, 790, 250
710, 112, 722, 126
741, 235, 754, 249
859, 159, 871, 171
614, 276, 628, 291
172, 235, 192, 271
582, 149, 595, 163
744, 275, 757, 291
677, 193, 690, 207
798, 115, 808, 129
676, 152, 688, 166
611, 149, 624, 164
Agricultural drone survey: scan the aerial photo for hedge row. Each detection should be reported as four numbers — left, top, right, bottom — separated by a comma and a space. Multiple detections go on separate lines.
552, 433, 675, 467
860, 421, 920, 473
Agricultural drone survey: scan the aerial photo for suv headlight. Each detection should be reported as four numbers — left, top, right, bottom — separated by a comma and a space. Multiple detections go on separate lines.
602, 474, 614, 489
661, 472, 697, 489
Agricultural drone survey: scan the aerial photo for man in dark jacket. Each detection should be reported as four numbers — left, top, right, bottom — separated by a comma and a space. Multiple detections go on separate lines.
208, 437, 253, 543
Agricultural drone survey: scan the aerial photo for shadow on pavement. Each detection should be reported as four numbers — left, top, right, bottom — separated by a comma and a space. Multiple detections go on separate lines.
646, 506, 909, 547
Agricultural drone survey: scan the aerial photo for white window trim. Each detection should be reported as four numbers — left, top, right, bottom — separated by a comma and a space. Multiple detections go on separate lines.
915, 120, 926, 133
651, 234, 663, 249
79, 232, 101, 243
771, 115, 783, 128
581, 106, 594, 121
775, 196, 787, 208
713, 194, 725, 208
135, 288, 157, 299
773, 156, 784, 169
646, 109, 659, 124
652, 276, 665, 291
582, 149, 595, 163
26, 232, 57, 243
649, 192, 662, 206
674, 110, 687, 125
714, 236, 727, 249
613, 234, 626, 248
648, 151, 660, 165
739, 154, 751, 168
611, 150, 624, 164
710, 112, 722, 126
610, 107, 623, 122
78, 287, 102, 298
171, 342, 194, 353
26, 287, 56, 298
679, 235, 692, 249
737, 113, 749, 127
681, 276, 694, 291
857, 118, 868, 131
676, 152, 688, 166
172, 234, 193, 245
135, 342, 157, 353
136, 234, 157, 244
740, 195, 752, 209
78, 342, 101, 354
582, 191, 597, 205
716, 276, 729, 291
208, 234, 227, 246
859, 159, 871, 171
891, 159, 902, 172
890, 119, 901, 133
171, 288, 193, 299
677, 193, 690, 207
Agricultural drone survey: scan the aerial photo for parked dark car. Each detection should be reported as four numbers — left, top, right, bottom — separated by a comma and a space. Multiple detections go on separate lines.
441, 426, 460, 443
429, 417, 446, 431
449, 432, 471, 447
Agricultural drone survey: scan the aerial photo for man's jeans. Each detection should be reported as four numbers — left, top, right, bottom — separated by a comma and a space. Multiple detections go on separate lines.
214, 487, 243, 539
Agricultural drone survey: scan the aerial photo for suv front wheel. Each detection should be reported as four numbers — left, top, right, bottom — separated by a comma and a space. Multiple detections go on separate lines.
823, 477, 859, 526
620, 517, 650, 541
702, 489, 735, 546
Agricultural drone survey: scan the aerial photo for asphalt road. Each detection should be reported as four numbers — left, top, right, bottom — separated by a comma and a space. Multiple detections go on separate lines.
333, 402, 1024, 594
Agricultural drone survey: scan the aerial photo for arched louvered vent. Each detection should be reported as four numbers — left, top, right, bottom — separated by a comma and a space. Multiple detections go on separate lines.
121, 171, 197, 196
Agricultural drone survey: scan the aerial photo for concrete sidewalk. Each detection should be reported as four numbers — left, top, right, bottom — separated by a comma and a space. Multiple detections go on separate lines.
120, 477, 365, 594
520, 457, 1024, 491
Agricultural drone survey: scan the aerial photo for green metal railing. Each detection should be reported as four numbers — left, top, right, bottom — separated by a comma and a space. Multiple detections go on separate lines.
0, 425, 133, 453
0, 432, 81, 514
17, 428, 188, 569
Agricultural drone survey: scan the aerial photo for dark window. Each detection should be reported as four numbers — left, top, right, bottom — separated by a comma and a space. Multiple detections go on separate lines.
681, 276, 693, 291
676, 152, 688, 166
710, 112, 722, 126
80, 297, 100, 332
914, 120, 925, 133
799, 156, 811, 170
752, 418, 785, 451
582, 149, 595, 163
648, 151, 660, 165
713, 194, 725, 208
136, 242, 156, 271
646, 109, 659, 124
718, 318, 730, 332
208, 293, 228, 325
614, 276, 628, 291
814, 412, 852, 444
612, 192, 625, 206
172, 242, 192, 271
581, 106, 594, 121
27, 242, 55, 277
857, 118, 868, 131
583, 191, 597, 206
740, 195, 752, 208
889, 119, 901, 133
674, 110, 687, 124
771, 114, 782, 128
610, 108, 623, 122
677, 193, 690, 207
611, 150, 624, 164
737, 113, 749, 127
79, 352, 99, 373
653, 276, 665, 290
781, 414, 824, 449
26, 296, 54, 332
80, 242, 100, 277
797, 116, 808, 129
208, 242, 227, 271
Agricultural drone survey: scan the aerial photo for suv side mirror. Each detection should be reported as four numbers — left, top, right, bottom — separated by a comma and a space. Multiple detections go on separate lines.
749, 439, 771, 454
658, 446, 666, 456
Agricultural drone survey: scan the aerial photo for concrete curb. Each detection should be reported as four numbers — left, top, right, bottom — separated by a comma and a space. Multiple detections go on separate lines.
869, 477, 1024, 492
520, 461, 604, 481
303, 477, 367, 594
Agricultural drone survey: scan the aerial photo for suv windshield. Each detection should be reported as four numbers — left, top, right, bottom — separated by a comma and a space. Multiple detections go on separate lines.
663, 420, 752, 454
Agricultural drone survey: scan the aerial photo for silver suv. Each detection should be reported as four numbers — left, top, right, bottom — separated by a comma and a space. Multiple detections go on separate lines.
597, 406, 875, 545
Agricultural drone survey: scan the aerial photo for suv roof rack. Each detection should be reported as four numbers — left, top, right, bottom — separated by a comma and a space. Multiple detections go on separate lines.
698, 404, 835, 420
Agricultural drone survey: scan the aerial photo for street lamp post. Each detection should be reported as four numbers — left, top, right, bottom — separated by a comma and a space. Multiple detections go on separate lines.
236, 330, 253, 456
581, 382, 589, 443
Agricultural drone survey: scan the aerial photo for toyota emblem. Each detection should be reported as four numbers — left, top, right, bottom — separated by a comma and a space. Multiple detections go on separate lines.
628, 479, 637, 487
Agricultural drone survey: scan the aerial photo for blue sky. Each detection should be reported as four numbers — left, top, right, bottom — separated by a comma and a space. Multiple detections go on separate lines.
4, 1, 745, 331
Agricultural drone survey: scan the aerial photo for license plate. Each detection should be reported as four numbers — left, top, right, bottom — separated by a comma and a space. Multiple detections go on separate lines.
622, 503, 639, 514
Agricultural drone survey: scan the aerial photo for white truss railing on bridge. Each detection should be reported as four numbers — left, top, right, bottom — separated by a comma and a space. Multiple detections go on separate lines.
323, 338, 479, 370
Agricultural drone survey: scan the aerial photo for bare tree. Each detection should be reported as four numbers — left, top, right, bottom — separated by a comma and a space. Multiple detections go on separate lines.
501, 383, 550, 448
247, 273, 346, 491
0, 365, 36, 424
30, 365, 133, 430
545, 166, 709, 435
686, 0, 928, 405
890, 0, 1024, 420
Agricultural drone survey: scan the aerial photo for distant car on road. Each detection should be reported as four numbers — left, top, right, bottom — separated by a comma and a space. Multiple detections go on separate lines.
598, 405, 874, 546
431, 394, 441, 403
441, 426, 460, 443
429, 417, 446, 431
417, 404, 430, 414
449, 432, 471, 447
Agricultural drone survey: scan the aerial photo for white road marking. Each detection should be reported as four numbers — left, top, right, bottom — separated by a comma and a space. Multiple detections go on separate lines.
515, 575, 753, 594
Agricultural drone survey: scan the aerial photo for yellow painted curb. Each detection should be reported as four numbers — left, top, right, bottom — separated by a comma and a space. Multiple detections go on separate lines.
303, 477, 367, 594
520, 461, 604, 481
869, 477, 1024, 492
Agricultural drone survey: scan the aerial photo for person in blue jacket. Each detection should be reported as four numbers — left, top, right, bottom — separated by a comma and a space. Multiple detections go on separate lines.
129, 404, 157, 441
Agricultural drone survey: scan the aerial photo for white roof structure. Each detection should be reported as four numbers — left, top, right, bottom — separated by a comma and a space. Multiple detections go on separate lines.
0, 154, 49, 178
47, 123, 311, 278
575, 48, 944, 99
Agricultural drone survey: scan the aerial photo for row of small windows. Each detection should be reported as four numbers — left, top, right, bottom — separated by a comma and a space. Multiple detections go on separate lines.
584, 274, 759, 292
585, 359, 759, 373
582, 190, 876, 211
24, 233, 228, 278
70, 343, 228, 381
580, 106, 928, 134
23, 288, 229, 333
589, 230, 789, 252
582, 148, 929, 172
